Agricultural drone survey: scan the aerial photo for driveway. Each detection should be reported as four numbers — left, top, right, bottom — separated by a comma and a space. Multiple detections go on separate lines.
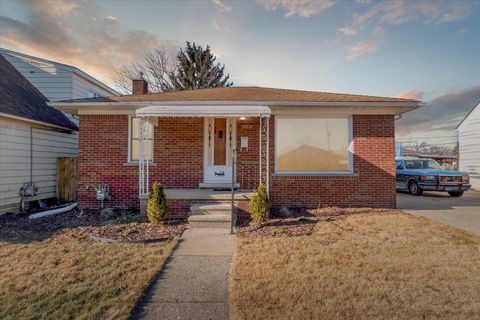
397, 189, 480, 234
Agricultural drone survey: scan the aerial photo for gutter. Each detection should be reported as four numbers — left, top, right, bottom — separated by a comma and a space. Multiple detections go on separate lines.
0, 112, 77, 132
49, 100, 421, 108
29, 202, 77, 220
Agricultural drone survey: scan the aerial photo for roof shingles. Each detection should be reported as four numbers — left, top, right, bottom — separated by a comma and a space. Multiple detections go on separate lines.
0, 54, 78, 131
57, 86, 418, 104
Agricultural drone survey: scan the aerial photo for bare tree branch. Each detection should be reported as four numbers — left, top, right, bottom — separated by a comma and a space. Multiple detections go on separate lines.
112, 48, 177, 94
112, 43, 233, 94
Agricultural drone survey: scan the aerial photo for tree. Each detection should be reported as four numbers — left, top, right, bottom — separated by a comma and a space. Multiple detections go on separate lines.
452, 142, 459, 158
171, 42, 233, 90
113, 48, 177, 94
112, 42, 232, 94
408, 140, 455, 156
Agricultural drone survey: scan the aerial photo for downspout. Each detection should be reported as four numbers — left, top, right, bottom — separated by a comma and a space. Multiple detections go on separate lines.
30, 127, 33, 185
29, 202, 77, 219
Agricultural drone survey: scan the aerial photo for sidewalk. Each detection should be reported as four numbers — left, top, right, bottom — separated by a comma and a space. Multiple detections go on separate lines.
133, 228, 234, 320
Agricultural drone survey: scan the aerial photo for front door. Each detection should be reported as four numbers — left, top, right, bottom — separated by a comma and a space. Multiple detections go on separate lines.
204, 118, 235, 184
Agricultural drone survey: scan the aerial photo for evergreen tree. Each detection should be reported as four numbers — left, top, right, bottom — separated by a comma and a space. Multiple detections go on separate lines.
171, 42, 233, 90
147, 182, 168, 223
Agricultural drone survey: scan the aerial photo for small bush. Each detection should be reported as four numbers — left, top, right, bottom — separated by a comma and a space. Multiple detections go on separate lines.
147, 182, 168, 224
249, 184, 270, 225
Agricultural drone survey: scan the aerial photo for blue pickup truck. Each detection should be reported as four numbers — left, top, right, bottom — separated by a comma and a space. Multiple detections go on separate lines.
396, 157, 471, 197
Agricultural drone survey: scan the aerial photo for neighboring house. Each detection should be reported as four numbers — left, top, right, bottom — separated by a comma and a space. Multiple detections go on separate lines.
0, 48, 118, 102
0, 54, 78, 213
51, 81, 420, 219
456, 101, 480, 190
0, 49, 118, 213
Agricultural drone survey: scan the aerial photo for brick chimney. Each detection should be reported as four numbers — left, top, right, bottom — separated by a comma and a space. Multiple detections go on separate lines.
132, 78, 148, 95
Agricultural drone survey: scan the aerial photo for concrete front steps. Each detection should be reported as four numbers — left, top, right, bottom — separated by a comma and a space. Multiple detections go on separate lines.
188, 202, 234, 228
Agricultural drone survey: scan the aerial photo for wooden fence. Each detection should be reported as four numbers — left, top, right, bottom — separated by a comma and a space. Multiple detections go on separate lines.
57, 157, 77, 202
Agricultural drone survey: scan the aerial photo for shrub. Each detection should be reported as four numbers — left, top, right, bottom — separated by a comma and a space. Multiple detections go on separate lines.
249, 184, 270, 225
147, 182, 168, 224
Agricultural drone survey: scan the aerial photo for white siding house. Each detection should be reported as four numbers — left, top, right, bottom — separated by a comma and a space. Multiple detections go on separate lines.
457, 102, 480, 190
0, 49, 117, 214
0, 48, 118, 101
0, 118, 78, 213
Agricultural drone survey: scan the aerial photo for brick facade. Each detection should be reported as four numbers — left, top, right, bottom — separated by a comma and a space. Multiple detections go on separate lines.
78, 115, 204, 209
77, 114, 396, 214
270, 115, 396, 208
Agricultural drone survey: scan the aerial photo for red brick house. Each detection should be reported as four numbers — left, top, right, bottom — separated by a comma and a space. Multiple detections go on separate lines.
51, 81, 419, 220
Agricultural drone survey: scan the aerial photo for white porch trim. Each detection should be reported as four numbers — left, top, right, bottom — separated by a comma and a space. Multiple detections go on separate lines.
136, 106, 272, 197
136, 105, 271, 117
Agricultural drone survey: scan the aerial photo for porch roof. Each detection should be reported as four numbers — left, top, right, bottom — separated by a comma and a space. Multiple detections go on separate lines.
136, 105, 271, 117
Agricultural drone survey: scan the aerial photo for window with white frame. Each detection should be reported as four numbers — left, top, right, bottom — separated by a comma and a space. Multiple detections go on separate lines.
129, 117, 153, 162
87, 89, 103, 98
275, 116, 352, 173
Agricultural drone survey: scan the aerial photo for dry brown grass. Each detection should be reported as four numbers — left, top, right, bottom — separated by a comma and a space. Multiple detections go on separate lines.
0, 229, 177, 320
230, 211, 480, 320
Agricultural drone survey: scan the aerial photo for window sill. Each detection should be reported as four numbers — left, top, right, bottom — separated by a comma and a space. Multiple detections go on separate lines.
272, 171, 357, 177
123, 162, 156, 166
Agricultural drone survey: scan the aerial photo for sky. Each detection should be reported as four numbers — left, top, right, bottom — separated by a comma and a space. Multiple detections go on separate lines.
1, 0, 479, 148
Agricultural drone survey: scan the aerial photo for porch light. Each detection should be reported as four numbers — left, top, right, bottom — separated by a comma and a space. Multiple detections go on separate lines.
239, 116, 247, 120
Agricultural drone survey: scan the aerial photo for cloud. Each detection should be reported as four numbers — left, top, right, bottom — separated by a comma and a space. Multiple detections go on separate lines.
210, 0, 233, 32
0, 0, 176, 87
339, 26, 357, 36
397, 91, 425, 101
345, 26, 384, 60
256, 0, 336, 18
211, 16, 221, 31
396, 85, 480, 138
340, 0, 472, 36
346, 40, 378, 60
211, 0, 232, 13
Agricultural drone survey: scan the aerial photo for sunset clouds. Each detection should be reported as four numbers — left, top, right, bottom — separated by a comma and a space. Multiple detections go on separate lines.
255, 0, 336, 18
0, 0, 176, 84
339, 0, 472, 36
0, 0, 479, 146
396, 85, 480, 143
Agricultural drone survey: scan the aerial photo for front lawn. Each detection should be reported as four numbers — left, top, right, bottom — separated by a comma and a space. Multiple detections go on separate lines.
230, 209, 480, 319
0, 210, 181, 320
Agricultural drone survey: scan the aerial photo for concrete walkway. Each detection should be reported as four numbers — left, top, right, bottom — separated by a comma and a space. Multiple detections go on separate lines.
134, 228, 234, 320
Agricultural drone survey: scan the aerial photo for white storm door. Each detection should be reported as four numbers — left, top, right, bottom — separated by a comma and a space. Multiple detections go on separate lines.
204, 118, 235, 183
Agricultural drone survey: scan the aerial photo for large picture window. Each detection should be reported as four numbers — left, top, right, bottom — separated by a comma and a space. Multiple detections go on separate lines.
129, 117, 153, 162
275, 116, 352, 173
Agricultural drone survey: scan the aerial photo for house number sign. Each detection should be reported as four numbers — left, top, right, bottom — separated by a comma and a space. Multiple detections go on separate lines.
241, 124, 253, 129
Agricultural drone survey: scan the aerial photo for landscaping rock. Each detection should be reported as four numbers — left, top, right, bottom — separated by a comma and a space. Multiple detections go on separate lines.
279, 206, 291, 217
100, 208, 114, 219
86, 222, 187, 243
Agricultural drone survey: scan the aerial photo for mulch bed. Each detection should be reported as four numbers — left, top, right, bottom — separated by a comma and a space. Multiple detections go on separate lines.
0, 208, 186, 243
86, 222, 187, 243
235, 207, 402, 238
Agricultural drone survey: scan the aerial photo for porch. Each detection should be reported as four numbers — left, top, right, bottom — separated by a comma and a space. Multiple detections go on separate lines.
139, 188, 253, 201
135, 105, 272, 198
165, 188, 253, 200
